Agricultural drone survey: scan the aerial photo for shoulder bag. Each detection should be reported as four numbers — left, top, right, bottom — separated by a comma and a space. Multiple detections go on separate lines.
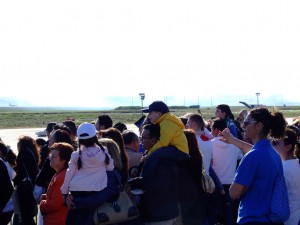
93, 170, 139, 225
201, 168, 215, 194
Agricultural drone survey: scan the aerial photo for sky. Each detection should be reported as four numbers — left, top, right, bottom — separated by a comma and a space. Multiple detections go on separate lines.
1, 0, 300, 108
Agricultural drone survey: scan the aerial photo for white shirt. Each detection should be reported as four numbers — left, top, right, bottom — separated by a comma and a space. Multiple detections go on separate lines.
211, 137, 243, 184
282, 159, 300, 225
196, 135, 213, 174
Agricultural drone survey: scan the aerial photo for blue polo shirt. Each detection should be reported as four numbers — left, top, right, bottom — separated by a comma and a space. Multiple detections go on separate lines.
234, 139, 283, 224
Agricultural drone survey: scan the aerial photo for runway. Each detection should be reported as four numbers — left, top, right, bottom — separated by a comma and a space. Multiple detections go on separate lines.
0, 124, 139, 151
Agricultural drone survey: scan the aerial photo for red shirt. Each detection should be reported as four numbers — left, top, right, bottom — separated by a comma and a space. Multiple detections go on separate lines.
40, 169, 68, 225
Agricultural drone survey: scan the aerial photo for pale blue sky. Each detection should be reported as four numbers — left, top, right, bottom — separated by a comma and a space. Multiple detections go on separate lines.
1, 0, 300, 108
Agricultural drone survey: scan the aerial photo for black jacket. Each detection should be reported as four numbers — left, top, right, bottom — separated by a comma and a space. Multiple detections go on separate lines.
139, 146, 189, 222
0, 159, 13, 212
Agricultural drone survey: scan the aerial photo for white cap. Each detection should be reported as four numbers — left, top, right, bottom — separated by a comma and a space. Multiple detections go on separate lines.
77, 122, 97, 139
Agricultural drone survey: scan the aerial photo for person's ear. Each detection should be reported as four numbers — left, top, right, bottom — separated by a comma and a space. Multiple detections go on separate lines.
255, 121, 263, 131
150, 138, 157, 146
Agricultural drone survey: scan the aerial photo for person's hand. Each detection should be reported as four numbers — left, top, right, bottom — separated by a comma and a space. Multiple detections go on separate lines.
141, 153, 148, 164
219, 128, 236, 144
129, 166, 139, 178
66, 194, 75, 209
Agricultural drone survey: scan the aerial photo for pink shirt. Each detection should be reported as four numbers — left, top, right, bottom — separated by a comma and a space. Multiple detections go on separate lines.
61, 145, 114, 194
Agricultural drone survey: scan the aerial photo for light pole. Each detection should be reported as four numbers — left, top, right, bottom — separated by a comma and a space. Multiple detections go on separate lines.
256, 92, 260, 107
139, 93, 145, 115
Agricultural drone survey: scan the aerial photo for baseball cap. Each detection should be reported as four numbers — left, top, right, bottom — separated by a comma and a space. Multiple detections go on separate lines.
77, 122, 97, 139
142, 101, 169, 114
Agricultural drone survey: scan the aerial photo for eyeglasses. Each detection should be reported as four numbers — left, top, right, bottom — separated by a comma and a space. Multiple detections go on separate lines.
243, 120, 257, 127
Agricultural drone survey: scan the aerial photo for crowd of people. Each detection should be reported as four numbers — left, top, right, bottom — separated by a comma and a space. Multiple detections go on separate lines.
0, 101, 300, 225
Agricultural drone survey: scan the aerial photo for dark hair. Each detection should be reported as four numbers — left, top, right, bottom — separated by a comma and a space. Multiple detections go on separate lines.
45, 122, 57, 132
143, 124, 160, 141
122, 130, 139, 145
101, 128, 128, 183
0, 141, 17, 167
63, 120, 77, 136
189, 113, 205, 131
78, 136, 110, 170
53, 124, 71, 136
211, 118, 227, 131
183, 129, 204, 189
49, 143, 74, 168
284, 128, 298, 156
183, 129, 203, 167
52, 129, 72, 144
249, 107, 287, 138
36, 138, 47, 147
97, 114, 113, 129
287, 125, 300, 137
216, 104, 235, 120
17, 135, 40, 165
179, 117, 188, 126
113, 122, 128, 133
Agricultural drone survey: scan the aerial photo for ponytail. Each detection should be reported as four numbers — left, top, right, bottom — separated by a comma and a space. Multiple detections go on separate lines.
95, 138, 110, 165
77, 147, 82, 170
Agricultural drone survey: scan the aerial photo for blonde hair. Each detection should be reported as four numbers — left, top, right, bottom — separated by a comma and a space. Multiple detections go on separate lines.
99, 138, 123, 171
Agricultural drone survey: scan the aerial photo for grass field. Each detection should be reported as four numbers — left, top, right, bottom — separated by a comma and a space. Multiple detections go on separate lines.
0, 105, 300, 129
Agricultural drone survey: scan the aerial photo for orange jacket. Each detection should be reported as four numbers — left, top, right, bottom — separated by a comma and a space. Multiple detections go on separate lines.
40, 169, 68, 225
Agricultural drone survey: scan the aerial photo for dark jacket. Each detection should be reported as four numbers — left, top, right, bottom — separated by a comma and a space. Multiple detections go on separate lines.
178, 158, 208, 225
35, 158, 56, 189
0, 159, 13, 212
139, 146, 189, 222
39, 143, 49, 169
13, 148, 38, 188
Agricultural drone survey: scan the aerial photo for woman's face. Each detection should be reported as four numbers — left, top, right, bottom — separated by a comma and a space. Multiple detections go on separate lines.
49, 149, 65, 172
242, 115, 258, 140
215, 109, 225, 119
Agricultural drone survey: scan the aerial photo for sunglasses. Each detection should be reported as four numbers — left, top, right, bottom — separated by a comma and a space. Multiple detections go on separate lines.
243, 120, 257, 127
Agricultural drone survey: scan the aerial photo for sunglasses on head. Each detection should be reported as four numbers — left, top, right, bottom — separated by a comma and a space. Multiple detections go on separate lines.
271, 136, 289, 146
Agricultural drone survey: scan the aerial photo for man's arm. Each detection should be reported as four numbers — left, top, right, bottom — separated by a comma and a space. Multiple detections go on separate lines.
229, 182, 247, 200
